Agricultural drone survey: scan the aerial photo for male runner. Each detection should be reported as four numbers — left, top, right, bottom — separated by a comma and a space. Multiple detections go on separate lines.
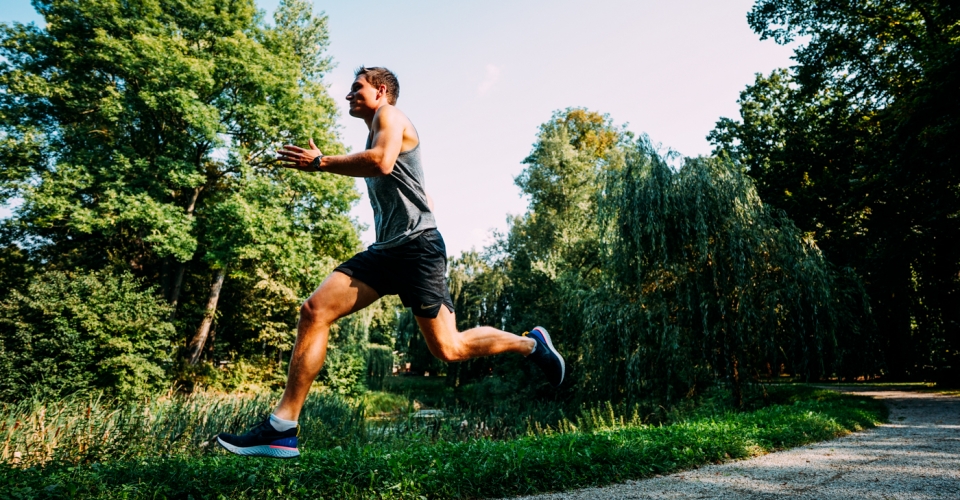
217, 67, 564, 458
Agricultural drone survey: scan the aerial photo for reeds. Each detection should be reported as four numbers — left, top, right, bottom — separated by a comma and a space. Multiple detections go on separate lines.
0, 387, 670, 467
0, 389, 359, 467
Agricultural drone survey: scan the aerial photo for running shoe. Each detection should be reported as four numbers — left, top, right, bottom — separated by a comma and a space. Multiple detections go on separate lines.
524, 326, 565, 387
216, 418, 300, 458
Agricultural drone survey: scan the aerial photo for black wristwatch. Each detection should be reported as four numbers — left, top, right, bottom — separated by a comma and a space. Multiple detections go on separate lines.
309, 154, 324, 172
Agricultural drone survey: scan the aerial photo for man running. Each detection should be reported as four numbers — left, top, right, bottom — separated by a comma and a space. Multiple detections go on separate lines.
217, 67, 564, 458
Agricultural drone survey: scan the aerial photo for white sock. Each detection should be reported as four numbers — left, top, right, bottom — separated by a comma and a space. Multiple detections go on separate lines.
269, 413, 297, 432
524, 337, 538, 356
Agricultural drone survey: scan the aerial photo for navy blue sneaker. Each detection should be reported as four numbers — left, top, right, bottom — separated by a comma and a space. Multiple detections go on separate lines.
217, 418, 300, 458
524, 326, 565, 387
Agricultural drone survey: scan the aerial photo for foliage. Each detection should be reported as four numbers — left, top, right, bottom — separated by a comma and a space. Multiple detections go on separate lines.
445, 108, 871, 405
505, 108, 627, 337
359, 391, 410, 416
319, 346, 367, 398
580, 139, 875, 404
394, 308, 445, 375
365, 344, 394, 391
0, 0, 361, 385
711, 0, 960, 378
317, 296, 404, 397
0, 387, 885, 498
0, 270, 176, 400
439, 109, 630, 398
173, 355, 289, 394
368, 295, 403, 347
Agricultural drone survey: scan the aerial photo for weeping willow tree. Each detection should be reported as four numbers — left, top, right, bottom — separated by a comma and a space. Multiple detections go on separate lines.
577, 137, 876, 405
365, 345, 394, 391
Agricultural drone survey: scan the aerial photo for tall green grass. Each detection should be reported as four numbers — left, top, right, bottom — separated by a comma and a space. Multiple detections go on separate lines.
0, 382, 774, 467
2, 384, 683, 468
0, 387, 886, 499
0, 389, 362, 467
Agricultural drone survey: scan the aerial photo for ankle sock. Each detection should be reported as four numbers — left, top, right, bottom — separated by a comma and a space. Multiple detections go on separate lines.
525, 336, 538, 356
269, 413, 298, 432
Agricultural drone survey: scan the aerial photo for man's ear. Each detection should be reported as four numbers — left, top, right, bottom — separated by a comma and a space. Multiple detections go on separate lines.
378, 85, 387, 101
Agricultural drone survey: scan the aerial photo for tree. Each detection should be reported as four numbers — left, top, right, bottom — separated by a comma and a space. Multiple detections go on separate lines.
439, 109, 628, 395
584, 138, 872, 404
0, 270, 176, 400
0, 0, 360, 375
506, 109, 626, 349
448, 108, 873, 406
711, 0, 960, 379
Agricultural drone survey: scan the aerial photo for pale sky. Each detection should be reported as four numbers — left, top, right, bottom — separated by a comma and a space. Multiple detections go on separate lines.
2, 1, 797, 256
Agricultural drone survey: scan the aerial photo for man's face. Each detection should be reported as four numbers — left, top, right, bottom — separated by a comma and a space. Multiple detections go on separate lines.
346, 75, 381, 118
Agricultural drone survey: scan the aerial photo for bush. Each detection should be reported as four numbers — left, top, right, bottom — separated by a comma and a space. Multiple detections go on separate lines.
360, 390, 409, 416
0, 270, 176, 400
320, 347, 367, 398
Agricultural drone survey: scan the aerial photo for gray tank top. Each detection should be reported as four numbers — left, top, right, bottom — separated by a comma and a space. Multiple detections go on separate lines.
365, 141, 437, 249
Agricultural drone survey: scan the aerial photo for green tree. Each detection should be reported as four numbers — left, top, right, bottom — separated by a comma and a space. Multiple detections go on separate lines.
449, 109, 873, 406
584, 139, 873, 405
506, 108, 626, 333
0, 0, 360, 377
444, 249, 510, 387
712, 0, 960, 379
0, 270, 176, 400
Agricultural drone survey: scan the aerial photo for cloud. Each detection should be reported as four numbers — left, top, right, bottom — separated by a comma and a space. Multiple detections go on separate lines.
477, 64, 501, 96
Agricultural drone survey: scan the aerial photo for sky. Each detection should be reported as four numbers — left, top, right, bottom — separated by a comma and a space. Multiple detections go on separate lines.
1, 0, 798, 256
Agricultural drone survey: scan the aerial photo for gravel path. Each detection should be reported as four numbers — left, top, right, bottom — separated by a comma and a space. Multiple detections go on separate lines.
506, 388, 960, 499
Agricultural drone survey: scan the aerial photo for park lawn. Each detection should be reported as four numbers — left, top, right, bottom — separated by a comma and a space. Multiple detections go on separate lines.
0, 389, 885, 500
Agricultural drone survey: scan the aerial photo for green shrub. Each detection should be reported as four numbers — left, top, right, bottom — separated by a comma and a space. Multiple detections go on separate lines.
320, 347, 367, 398
0, 270, 176, 400
173, 356, 288, 394
360, 391, 409, 416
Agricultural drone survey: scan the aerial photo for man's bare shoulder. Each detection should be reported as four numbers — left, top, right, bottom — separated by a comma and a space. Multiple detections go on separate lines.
373, 105, 411, 128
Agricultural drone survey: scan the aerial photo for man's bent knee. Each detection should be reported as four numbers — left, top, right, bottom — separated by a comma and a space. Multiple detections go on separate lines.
299, 299, 336, 328
429, 339, 464, 363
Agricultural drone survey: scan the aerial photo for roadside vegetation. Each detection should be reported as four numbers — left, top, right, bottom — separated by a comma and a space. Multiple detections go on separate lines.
1, 384, 885, 499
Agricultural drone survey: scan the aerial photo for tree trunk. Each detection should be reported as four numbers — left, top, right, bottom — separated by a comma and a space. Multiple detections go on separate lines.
731, 354, 742, 408
168, 186, 203, 318
161, 257, 171, 301
186, 267, 226, 365
168, 263, 188, 319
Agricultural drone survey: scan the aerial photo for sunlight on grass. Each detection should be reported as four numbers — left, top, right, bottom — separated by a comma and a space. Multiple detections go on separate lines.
0, 386, 886, 499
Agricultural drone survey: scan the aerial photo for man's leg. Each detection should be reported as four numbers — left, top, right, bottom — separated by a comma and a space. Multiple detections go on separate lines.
273, 271, 379, 421
414, 306, 535, 362
217, 271, 380, 457
415, 307, 566, 386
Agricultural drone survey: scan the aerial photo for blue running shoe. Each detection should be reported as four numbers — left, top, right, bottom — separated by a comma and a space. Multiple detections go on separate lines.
524, 326, 565, 387
217, 418, 300, 459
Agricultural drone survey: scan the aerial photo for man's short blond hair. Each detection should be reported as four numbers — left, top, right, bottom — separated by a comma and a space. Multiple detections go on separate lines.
355, 66, 399, 105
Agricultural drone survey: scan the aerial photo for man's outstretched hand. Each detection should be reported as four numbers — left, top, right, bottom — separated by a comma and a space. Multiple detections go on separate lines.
277, 138, 323, 172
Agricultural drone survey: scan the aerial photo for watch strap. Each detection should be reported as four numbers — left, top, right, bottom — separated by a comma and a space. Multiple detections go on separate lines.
309, 154, 324, 172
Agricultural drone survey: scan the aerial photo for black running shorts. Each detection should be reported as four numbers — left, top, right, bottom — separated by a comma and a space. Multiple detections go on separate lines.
334, 228, 454, 319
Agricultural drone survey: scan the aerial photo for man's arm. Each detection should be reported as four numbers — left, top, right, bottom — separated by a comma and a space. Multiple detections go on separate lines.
277, 106, 404, 177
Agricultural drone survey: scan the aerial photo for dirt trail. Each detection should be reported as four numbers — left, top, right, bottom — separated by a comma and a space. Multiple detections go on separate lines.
508, 389, 960, 499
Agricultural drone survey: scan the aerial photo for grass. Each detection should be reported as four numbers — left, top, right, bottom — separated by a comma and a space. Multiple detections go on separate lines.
361, 391, 411, 416
0, 386, 886, 499
811, 380, 960, 396
0, 389, 365, 467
